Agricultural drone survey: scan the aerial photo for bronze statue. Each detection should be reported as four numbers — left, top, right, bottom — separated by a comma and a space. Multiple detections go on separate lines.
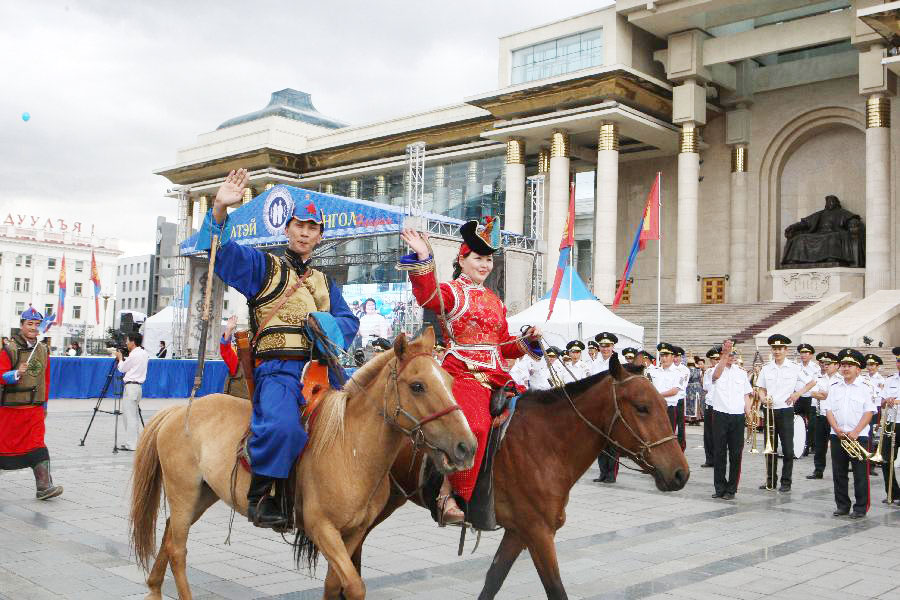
781, 195, 864, 268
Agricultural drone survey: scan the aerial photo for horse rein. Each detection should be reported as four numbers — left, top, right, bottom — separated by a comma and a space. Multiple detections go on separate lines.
383, 351, 462, 453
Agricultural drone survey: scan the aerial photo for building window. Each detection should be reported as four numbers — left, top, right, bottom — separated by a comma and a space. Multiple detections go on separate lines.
144, 262, 148, 273
143, 280, 147, 291
130, 264, 134, 275
44, 303, 53, 316
511, 28, 603, 85
701, 277, 726, 304
121, 281, 126, 292
127, 298, 132, 309
47, 257, 56, 270
72, 305, 81, 319
14, 277, 21, 291
14, 302, 24, 315
74, 260, 84, 272
141, 297, 145, 308
15, 255, 21, 267
129, 281, 133, 292
46, 280, 55, 294
116, 265, 120, 276
25, 255, 31, 267
615, 279, 632, 305
224, 299, 230, 311
0, 253, 3, 264
23, 278, 30, 292
74, 282, 82, 296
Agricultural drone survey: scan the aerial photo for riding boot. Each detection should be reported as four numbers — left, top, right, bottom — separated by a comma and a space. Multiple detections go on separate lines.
247, 474, 287, 529
32, 460, 63, 500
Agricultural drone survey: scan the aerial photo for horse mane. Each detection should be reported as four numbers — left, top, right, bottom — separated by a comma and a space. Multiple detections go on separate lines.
305, 348, 397, 460
518, 363, 645, 406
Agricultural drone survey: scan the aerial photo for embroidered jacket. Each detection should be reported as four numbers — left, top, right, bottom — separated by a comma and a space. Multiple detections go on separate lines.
398, 253, 539, 373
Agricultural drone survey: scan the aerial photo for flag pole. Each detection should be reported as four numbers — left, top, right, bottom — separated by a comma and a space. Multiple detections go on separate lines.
656, 172, 662, 353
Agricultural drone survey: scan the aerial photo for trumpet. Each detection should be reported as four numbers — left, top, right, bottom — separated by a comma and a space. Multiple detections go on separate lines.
840, 435, 874, 461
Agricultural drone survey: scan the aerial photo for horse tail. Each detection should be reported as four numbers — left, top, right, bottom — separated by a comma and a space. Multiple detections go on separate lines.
292, 528, 320, 573
129, 405, 178, 571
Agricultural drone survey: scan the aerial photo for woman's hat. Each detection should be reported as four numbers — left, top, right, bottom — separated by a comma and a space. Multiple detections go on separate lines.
459, 218, 499, 256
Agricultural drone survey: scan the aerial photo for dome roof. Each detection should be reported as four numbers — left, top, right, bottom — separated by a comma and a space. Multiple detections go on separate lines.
217, 89, 346, 130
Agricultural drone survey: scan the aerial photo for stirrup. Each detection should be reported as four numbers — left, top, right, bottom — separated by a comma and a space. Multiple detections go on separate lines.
437, 493, 464, 527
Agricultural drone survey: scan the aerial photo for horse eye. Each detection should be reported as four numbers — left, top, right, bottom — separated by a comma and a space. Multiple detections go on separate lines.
636, 405, 650, 415
410, 382, 425, 394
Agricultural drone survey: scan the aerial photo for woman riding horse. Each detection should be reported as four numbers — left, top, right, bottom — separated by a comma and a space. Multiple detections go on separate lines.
399, 220, 542, 523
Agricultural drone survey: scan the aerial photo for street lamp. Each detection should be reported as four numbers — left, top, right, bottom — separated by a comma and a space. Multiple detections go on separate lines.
101, 293, 111, 335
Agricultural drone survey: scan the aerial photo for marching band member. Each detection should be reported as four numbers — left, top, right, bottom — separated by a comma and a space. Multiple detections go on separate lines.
622, 347, 639, 366
674, 347, 690, 442
878, 347, 900, 504
863, 353, 886, 461
590, 332, 618, 375
701, 346, 721, 468
710, 340, 752, 500
648, 343, 687, 450
796, 343, 819, 456
807, 352, 839, 479
825, 349, 875, 518
205, 169, 360, 529
566, 340, 589, 380
399, 222, 542, 523
755, 334, 815, 492
0, 307, 63, 500
586, 340, 600, 364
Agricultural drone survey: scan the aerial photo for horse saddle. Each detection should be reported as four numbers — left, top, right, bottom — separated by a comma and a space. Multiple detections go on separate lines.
421, 389, 519, 532
237, 361, 332, 473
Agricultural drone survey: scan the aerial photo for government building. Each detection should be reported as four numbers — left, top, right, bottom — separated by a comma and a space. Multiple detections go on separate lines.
158, 0, 900, 355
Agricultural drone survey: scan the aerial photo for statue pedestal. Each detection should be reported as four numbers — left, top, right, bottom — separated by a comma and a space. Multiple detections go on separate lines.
768, 268, 866, 302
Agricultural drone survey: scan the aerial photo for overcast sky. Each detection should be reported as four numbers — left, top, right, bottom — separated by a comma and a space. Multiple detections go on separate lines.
1, 0, 609, 257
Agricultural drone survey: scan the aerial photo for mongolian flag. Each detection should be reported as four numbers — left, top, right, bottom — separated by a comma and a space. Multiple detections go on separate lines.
90, 250, 102, 324
546, 181, 576, 320
612, 173, 660, 308
56, 254, 66, 326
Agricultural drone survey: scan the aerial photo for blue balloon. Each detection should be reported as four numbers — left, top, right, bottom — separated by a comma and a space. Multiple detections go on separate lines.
379, 306, 392, 316
21, 112, 30, 122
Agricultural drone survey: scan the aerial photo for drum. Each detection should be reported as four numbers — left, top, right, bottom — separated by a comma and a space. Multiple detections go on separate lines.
793, 415, 807, 458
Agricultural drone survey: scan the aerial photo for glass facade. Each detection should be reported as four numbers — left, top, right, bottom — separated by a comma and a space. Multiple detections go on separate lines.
511, 28, 603, 85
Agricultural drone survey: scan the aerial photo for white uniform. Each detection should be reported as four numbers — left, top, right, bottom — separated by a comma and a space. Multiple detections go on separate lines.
712, 365, 752, 414
509, 357, 532, 389
675, 362, 690, 404
880, 374, 900, 424
862, 372, 885, 407
647, 364, 686, 407
521, 357, 574, 390
824, 377, 876, 437
703, 367, 718, 410
798, 360, 820, 394
566, 360, 590, 380
813, 373, 840, 416
589, 354, 611, 376
755, 359, 813, 410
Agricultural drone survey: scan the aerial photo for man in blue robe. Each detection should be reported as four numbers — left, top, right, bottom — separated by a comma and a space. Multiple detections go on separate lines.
202, 168, 359, 528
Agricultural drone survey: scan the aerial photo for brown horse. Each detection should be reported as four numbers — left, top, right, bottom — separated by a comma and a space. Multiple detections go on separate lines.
129, 327, 476, 600
354, 355, 689, 600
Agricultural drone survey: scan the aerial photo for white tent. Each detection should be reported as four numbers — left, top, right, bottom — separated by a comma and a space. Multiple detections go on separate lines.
140, 306, 180, 356
507, 267, 644, 351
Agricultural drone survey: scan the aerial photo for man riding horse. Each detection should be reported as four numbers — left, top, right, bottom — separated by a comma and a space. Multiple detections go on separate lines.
201, 168, 359, 529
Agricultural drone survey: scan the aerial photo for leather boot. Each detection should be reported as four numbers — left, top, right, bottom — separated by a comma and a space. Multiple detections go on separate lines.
247, 474, 287, 529
32, 460, 63, 500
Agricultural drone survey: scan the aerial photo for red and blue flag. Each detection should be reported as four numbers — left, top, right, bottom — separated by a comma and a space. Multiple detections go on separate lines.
56, 255, 67, 326
90, 250, 102, 324
546, 181, 576, 319
612, 173, 660, 308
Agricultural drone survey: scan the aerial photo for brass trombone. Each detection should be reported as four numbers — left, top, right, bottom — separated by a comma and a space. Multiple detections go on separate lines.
762, 394, 776, 490
869, 409, 888, 465
746, 392, 761, 453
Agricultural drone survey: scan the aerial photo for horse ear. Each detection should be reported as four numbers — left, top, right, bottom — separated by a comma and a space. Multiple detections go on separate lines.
393, 332, 408, 360
420, 325, 435, 347
609, 352, 623, 380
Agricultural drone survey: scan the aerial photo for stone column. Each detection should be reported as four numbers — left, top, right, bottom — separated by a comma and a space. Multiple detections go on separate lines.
348, 179, 360, 199
546, 131, 570, 287
323, 183, 334, 194
865, 94, 891, 295
504, 139, 526, 234
729, 145, 748, 304
464, 161, 481, 220
593, 123, 619, 304
432, 165, 449, 216
676, 123, 700, 304
197, 195, 209, 228
185, 196, 195, 233
375, 175, 389, 203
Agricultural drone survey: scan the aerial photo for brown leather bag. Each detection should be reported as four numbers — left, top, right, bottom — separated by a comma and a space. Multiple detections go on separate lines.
234, 330, 256, 399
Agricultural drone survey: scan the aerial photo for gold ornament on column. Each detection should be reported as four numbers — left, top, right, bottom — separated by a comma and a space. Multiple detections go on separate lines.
730, 146, 748, 173
433, 165, 447, 187
375, 175, 387, 197
679, 125, 699, 154
598, 123, 619, 152
242, 188, 253, 205
264, 183, 274, 191
348, 179, 359, 198
866, 96, 891, 128
538, 149, 550, 174
550, 131, 570, 158
323, 183, 334, 194
506, 139, 525, 164
198, 195, 209, 217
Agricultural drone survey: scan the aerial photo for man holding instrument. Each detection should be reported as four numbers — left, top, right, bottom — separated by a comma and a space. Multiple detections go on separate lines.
201, 169, 359, 529
0, 307, 63, 500
807, 352, 839, 480
878, 347, 900, 504
755, 334, 816, 492
709, 339, 752, 500
825, 349, 875, 518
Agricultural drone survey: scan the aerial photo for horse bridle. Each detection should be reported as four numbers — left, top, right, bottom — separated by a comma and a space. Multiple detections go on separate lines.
561, 373, 677, 473
383, 351, 462, 453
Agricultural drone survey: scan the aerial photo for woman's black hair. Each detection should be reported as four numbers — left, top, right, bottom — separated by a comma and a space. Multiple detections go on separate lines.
452, 248, 472, 279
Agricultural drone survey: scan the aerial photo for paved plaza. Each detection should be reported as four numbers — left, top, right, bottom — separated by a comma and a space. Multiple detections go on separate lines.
2, 401, 900, 600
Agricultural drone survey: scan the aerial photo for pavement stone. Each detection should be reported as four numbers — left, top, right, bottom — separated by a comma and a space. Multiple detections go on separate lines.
1, 403, 899, 599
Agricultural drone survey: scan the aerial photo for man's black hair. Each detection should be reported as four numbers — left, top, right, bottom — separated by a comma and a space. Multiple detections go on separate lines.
127, 332, 143, 347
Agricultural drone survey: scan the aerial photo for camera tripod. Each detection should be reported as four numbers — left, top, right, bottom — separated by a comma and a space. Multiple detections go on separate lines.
79, 358, 144, 454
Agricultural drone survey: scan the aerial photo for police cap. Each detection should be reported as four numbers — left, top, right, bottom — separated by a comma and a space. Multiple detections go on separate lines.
837, 348, 865, 367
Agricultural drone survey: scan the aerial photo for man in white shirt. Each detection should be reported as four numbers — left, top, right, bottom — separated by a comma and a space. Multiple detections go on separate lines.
755, 334, 816, 492
565, 341, 589, 380
701, 347, 721, 468
674, 346, 691, 438
807, 352, 838, 479
826, 349, 876, 518
521, 347, 571, 390
647, 343, 687, 450
710, 340, 752, 499
590, 332, 618, 375
877, 347, 900, 504
795, 343, 819, 456
115, 332, 150, 451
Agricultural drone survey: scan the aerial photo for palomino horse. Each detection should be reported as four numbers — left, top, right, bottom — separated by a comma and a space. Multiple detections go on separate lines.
354, 355, 689, 600
129, 327, 476, 600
